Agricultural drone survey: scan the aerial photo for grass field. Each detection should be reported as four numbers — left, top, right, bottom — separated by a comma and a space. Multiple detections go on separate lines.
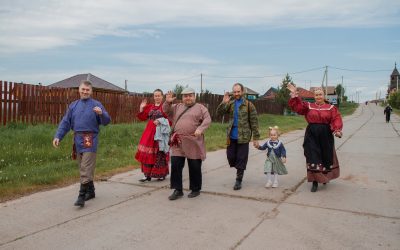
0, 103, 357, 201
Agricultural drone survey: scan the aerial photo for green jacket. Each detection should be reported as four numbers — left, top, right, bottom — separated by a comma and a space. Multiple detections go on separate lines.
217, 97, 260, 144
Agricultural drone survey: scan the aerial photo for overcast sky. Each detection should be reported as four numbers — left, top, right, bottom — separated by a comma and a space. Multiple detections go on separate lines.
1, 0, 399, 101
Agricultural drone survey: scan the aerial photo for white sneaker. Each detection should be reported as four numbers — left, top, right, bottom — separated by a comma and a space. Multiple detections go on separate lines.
265, 180, 272, 188
272, 181, 278, 188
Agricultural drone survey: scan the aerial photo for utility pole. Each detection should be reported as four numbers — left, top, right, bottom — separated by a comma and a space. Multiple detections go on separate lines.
200, 73, 203, 94
125, 80, 128, 91
325, 65, 328, 99
341, 76, 343, 102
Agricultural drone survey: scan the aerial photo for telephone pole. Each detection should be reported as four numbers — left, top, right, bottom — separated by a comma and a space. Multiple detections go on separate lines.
325, 66, 328, 98
200, 73, 203, 93
341, 76, 343, 102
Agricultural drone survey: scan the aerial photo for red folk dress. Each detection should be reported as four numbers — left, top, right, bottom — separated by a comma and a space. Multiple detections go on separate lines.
135, 103, 170, 178
288, 97, 343, 183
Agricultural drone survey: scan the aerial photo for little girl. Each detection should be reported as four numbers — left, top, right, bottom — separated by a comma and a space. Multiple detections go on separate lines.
257, 126, 288, 188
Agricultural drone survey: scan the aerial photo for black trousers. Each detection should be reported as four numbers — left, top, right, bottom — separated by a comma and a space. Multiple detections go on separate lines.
170, 156, 202, 192
226, 139, 249, 170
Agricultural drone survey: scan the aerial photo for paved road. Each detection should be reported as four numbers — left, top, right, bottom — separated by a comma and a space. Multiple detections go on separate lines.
1, 103, 399, 250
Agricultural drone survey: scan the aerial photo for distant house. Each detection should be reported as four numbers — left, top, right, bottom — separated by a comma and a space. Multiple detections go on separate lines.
243, 87, 259, 100
297, 87, 315, 102
310, 86, 336, 95
261, 87, 278, 100
49, 73, 126, 93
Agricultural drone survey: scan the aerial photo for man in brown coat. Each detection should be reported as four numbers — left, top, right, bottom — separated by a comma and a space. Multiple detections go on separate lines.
163, 87, 211, 200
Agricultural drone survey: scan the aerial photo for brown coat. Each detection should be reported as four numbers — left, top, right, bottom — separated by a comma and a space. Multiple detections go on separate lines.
163, 102, 211, 160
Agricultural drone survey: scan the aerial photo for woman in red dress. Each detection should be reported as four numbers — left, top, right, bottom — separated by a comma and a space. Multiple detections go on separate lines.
287, 84, 343, 192
135, 89, 170, 182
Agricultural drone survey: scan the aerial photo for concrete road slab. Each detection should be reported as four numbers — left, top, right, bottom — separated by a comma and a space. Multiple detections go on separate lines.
0, 182, 153, 245
1, 190, 275, 250
237, 203, 400, 250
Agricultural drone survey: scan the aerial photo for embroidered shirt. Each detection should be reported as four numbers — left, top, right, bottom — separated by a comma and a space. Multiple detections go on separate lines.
54, 98, 111, 153
288, 96, 343, 133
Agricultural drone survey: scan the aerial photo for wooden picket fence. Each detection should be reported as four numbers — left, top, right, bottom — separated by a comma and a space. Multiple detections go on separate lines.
0, 81, 283, 126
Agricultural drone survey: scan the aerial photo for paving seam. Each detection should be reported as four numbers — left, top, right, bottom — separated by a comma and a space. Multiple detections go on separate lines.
282, 201, 400, 220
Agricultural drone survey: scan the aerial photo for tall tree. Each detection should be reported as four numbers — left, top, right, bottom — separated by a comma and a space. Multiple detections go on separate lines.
336, 84, 345, 103
275, 73, 294, 111
173, 84, 187, 95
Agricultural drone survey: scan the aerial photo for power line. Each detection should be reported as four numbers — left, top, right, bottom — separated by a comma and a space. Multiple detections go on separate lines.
204, 66, 325, 79
329, 65, 391, 72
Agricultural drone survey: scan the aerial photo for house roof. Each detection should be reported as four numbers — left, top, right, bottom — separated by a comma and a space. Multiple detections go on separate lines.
244, 87, 259, 95
49, 73, 126, 92
310, 86, 336, 95
262, 87, 278, 96
297, 87, 314, 98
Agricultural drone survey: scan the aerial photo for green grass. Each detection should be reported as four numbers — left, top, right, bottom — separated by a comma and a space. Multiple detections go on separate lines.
1, 106, 359, 201
338, 102, 359, 116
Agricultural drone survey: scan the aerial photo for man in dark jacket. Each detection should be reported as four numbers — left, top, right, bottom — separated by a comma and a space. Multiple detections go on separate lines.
384, 104, 393, 123
217, 83, 260, 190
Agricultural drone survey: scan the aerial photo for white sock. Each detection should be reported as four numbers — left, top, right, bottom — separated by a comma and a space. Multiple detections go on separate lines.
266, 172, 272, 182
273, 174, 278, 183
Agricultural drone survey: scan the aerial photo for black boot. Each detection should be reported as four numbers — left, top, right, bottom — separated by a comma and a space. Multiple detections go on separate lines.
233, 180, 242, 190
74, 183, 88, 207
233, 169, 244, 190
311, 181, 318, 192
85, 181, 95, 201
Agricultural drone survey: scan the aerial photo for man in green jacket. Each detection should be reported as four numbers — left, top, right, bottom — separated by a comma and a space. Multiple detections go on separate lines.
217, 83, 260, 190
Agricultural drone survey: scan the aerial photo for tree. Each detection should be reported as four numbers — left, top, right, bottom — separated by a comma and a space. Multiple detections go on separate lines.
275, 73, 294, 112
389, 92, 400, 109
336, 84, 346, 103
173, 84, 187, 95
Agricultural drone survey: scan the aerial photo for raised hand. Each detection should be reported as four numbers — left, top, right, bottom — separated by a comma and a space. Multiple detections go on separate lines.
222, 92, 230, 104
139, 99, 147, 112
287, 83, 297, 94
165, 91, 176, 103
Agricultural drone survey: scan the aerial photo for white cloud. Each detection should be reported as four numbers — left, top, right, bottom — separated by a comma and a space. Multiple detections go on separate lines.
114, 53, 219, 66
0, 0, 399, 54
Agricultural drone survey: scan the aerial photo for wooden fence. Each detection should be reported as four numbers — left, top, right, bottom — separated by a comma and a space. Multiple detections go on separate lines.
0, 81, 283, 126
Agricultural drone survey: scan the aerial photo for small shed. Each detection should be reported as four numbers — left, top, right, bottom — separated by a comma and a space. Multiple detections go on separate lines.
244, 87, 259, 100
